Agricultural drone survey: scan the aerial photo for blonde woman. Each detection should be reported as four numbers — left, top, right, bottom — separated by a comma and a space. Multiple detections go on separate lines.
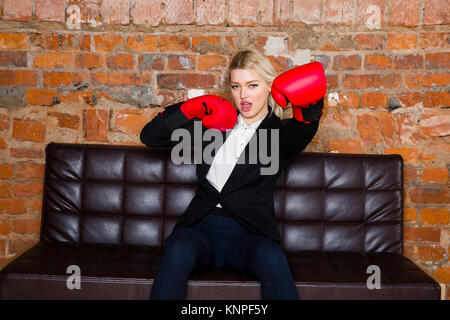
140, 49, 325, 300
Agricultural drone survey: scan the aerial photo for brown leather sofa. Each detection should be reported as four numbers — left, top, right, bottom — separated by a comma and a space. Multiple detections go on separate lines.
0, 142, 441, 299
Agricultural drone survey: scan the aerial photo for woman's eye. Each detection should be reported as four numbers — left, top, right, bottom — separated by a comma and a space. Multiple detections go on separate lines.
249, 84, 258, 88
231, 85, 239, 89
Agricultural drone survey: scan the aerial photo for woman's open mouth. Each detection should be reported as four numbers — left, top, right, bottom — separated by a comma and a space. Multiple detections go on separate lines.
241, 101, 252, 112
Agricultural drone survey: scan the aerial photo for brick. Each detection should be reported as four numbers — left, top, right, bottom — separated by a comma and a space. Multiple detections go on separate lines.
0, 219, 10, 235
404, 207, 417, 222
115, 110, 147, 135
419, 112, 450, 138
0, 114, 9, 131
376, 111, 395, 146
43, 72, 88, 88
325, 0, 355, 25
397, 92, 422, 107
40, 34, 90, 51
417, 246, 446, 261
424, 0, 450, 25
355, 33, 384, 50
361, 92, 388, 108
13, 181, 43, 197
3, 0, 33, 21
405, 73, 449, 89
36, 0, 66, 22
33, 52, 73, 69
27, 199, 42, 213
157, 73, 215, 90
12, 119, 45, 143
0, 87, 26, 107
342, 73, 402, 89
420, 208, 449, 225
388, 0, 420, 26
12, 218, 41, 234
336, 92, 359, 108
26, 89, 57, 106
198, 55, 227, 71
404, 226, 441, 242
0, 138, 7, 149
356, 0, 386, 28
132, 0, 162, 26
425, 53, 450, 69
423, 92, 450, 107
420, 33, 449, 49
333, 55, 362, 71
168, 55, 195, 70
0, 182, 12, 198
387, 33, 418, 50
0, 33, 27, 49
94, 35, 125, 52
159, 35, 190, 52
91, 72, 138, 87
384, 147, 418, 162
394, 54, 423, 69
0, 51, 27, 67
196, 0, 225, 25
433, 267, 450, 283
328, 139, 362, 154
0, 70, 38, 86
356, 113, 383, 146
127, 35, 158, 52
192, 36, 223, 54
48, 112, 80, 129
75, 53, 104, 70
15, 162, 45, 180
0, 164, 14, 179
101, 0, 131, 25
164, 0, 194, 25
10, 148, 43, 159
364, 54, 392, 70
422, 168, 448, 184
293, 0, 321, 24
272, 0, 290, 25
85, 109, 109, 141
228, 0, 258, 26
409, 186, 448, 203
138, 54, 165, 72
107, 54, 135, 70
397, 113, 418, 146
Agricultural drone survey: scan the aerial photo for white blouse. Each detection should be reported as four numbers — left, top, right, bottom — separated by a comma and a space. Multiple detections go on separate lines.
206, 114, 263, 207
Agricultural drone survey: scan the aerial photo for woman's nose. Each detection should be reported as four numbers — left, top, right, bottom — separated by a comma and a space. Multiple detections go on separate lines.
240, 87, 247, 99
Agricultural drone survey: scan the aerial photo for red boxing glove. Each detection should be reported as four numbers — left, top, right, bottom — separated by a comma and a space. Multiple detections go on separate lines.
271, 62, 327, 108
180, 95, 237, 131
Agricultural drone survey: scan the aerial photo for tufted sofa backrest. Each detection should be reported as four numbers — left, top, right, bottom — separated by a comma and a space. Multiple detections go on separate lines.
41, 143, 403, 254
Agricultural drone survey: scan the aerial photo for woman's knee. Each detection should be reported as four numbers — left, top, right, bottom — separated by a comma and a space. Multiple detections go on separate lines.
164, 230, 205, 266
249, 237, 289, 269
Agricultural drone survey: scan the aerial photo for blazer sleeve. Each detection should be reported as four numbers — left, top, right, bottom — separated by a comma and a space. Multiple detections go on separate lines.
279, 97, 324, 159
140, 101, 193, 148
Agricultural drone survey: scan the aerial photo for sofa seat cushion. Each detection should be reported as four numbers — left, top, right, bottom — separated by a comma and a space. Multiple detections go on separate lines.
0, 242, 440, 300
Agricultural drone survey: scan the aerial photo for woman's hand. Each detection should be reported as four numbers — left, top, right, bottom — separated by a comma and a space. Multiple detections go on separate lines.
271, 62, 326, 122
180, 95, 238, 131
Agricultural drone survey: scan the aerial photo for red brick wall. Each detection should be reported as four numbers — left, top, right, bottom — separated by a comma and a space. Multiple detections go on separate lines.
0, 0, 448, 299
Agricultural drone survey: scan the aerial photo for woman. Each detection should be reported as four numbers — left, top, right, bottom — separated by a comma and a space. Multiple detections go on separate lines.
140, 49, 325, 300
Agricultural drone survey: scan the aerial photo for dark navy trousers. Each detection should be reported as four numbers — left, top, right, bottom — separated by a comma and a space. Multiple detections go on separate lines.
150, 209, 298, 300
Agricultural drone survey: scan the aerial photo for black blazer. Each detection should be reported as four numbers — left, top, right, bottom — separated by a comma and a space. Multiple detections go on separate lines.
140, 99, 323, 244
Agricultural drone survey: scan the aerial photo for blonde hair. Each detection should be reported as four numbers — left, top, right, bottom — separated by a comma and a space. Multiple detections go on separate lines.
227, 49, 283, 119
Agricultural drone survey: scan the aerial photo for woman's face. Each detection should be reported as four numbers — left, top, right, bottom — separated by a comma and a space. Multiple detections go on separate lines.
230, 68, 270, 124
